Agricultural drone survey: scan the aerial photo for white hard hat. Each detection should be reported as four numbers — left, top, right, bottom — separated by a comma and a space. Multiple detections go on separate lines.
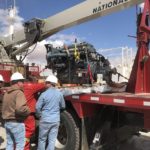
0, 74, 4, 82
46, 74, 58, 84
10, 72, 24, 81
138, 3, 144, 12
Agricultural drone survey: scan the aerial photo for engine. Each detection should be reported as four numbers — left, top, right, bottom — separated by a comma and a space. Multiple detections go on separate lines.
45, 42, 117, 85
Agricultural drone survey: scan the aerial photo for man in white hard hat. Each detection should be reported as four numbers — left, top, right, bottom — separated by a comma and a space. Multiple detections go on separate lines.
0, 74, 4, 88
36, 74, 65, 150
2, 72, 30, 150
0, 74, 4, 96
0, 74, 4, 123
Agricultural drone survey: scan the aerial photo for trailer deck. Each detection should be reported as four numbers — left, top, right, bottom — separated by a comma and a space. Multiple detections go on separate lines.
66, 92, 150, 110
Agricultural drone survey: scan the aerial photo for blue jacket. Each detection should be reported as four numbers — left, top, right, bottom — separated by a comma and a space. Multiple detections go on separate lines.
36, 87, 65, 123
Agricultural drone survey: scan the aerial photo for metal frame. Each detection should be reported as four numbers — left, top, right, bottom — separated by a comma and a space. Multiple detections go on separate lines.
65, 0, 150, 131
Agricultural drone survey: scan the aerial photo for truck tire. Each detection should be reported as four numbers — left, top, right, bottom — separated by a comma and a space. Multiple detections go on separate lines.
55, 111, 80, 150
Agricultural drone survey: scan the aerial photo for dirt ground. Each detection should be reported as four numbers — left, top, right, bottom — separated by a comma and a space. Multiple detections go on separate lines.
118, 135, 150, 150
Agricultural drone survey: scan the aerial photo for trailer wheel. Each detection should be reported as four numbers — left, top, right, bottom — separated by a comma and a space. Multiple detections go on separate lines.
55, 111, 80, 150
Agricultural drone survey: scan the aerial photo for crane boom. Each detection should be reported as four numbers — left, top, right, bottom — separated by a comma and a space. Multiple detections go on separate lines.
0, 0, 144, 58
41, 0, 143, 40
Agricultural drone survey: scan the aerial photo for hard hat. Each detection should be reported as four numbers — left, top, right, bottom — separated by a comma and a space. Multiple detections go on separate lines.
45, 74, 58, 84
10, 72, 24, 81
138, 3, 144, 12
0, 74, 4, 82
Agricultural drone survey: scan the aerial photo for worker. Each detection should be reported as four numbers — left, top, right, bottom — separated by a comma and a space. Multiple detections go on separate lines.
24, 81, 45, 150
0, 74, 4, 124
0, 74, 4, 103
0, 74, 4, 88
36, 74, 66, 150
0, 74, 4, 115
2, 72, 30, 150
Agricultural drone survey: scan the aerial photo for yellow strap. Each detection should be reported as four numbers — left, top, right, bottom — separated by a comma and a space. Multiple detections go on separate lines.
74, 44, 80, 61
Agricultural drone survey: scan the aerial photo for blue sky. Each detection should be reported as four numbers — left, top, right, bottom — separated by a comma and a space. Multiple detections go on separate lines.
14, 0, 138, 49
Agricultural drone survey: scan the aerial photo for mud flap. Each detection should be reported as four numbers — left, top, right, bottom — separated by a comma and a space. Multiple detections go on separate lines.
81, 118, 89, 150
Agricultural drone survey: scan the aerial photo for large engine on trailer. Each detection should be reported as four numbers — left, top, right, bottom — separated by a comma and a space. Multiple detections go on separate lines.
45, 42, 117, 85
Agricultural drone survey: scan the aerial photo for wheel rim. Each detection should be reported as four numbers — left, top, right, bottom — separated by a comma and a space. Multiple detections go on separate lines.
55, 123, 68, 149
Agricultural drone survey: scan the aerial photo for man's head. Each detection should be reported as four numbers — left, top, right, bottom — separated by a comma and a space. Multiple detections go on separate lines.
0, 74, 4, 88
10, 72, 25, 88
45, 74, 58, 88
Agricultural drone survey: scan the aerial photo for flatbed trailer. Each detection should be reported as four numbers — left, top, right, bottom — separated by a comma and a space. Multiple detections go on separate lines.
66, 92, 150, 112
58, 92, 150, 150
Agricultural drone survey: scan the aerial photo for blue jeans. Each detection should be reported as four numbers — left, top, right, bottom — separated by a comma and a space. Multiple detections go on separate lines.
4, 122, 25, 150
38, 122, 59, 150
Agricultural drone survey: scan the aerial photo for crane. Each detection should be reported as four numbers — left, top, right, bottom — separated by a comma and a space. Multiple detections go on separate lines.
1, 1, 150, 150
0, 0, 144, 62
